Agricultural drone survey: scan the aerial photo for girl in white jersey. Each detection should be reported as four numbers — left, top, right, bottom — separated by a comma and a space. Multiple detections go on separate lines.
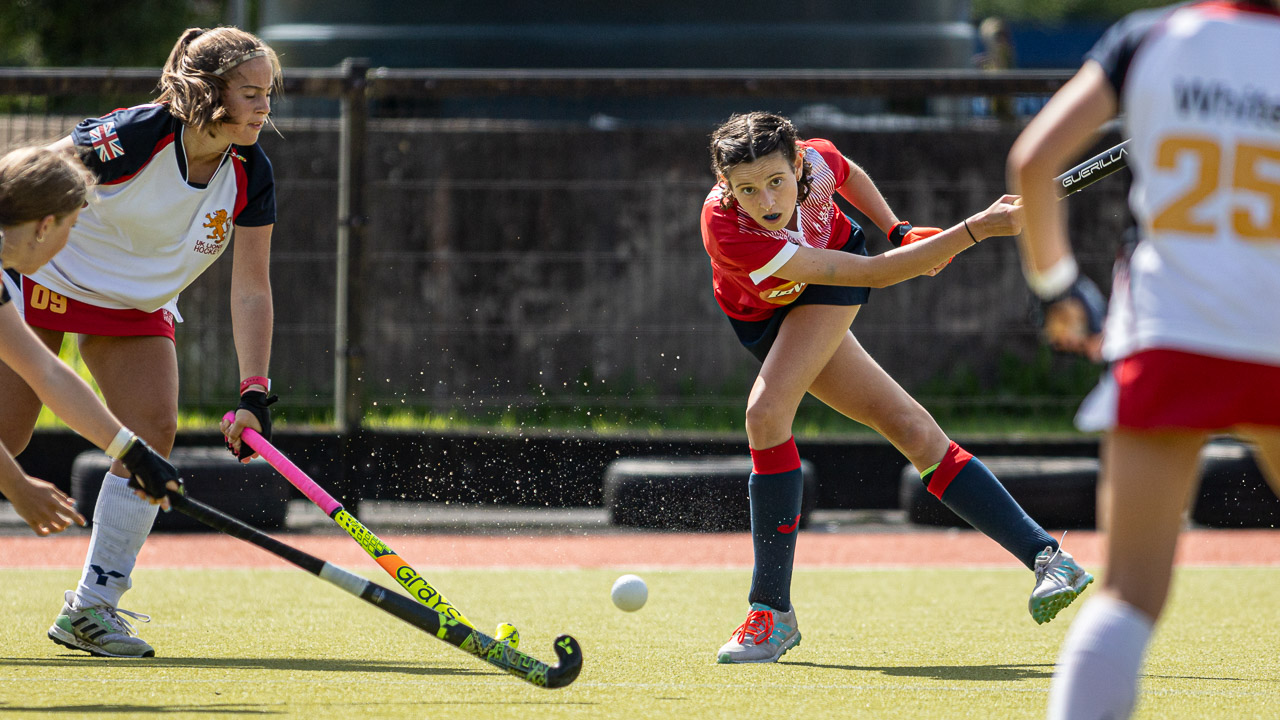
0, 145, 180, 545
1008, 2, 1280, 717
0, 27, 282, 658
702, 113, 1093, 664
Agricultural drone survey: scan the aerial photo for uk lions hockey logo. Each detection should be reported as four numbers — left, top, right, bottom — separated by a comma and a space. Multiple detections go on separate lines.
193, 209, 232, 255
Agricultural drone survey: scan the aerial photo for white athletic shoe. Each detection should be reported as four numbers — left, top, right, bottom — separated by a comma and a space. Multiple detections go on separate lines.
47, 590, 155, 658
1030, 544, 1094, 625
716, 603, 801, 664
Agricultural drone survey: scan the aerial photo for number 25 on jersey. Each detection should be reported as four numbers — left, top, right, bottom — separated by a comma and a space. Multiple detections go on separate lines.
1152, 135, 1280, 241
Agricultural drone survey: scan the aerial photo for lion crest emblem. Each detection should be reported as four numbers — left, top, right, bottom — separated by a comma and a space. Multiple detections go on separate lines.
203, 209, 231, 244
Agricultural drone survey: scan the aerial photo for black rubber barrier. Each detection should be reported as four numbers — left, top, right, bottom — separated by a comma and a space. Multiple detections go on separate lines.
900, 456, 1099, 529
604, 457, 817, 532
70, 447, 291, 531
1192, 440, 1280, 528
22, 429, 1103, 511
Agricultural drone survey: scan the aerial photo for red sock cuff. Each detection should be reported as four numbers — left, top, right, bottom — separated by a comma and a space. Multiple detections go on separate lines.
751, 437, 801, 475
926, 441, 974, 498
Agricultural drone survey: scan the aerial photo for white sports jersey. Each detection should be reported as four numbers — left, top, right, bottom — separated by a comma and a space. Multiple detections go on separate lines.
28, 104, 275, 315
1088, 1, 1280, 365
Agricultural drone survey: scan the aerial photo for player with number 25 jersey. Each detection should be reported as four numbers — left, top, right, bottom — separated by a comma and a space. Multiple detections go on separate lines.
1095, 0, 1280, 372
1008, 2, 1280, 718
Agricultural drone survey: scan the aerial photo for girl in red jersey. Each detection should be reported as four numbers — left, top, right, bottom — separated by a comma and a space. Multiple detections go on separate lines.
703, 112, 1093, 664
0, 27, 280, 658
1009, 1, 1280, 717
0, 145, 180, 538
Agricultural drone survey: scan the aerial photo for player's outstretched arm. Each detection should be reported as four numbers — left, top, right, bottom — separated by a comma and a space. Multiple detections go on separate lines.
0, 304, 181, 506
0, 304, 121, 450
774, 194, 1023, 289
0, 450, 85, 536
836, 158, 952, 275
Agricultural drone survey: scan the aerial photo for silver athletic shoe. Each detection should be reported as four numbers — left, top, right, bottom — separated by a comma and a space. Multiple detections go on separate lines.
47, 590, 155, 658
1030, 543, 1094, 625
716, 602, 801, 663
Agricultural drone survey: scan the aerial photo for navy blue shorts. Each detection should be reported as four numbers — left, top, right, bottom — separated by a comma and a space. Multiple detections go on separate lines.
727, 224, 871, 363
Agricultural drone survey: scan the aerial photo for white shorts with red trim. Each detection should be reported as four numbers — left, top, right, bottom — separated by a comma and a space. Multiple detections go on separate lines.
20, 277, 177, 342
1076, 348, 1280, 432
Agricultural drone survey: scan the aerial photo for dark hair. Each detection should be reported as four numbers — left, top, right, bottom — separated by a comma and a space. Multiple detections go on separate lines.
709, 112, 813, 209
0, 145, 93, 227
156, 26, 282, 135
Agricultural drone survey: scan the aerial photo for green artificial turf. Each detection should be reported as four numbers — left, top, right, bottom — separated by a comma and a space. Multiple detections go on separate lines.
1, 566, 1278, 719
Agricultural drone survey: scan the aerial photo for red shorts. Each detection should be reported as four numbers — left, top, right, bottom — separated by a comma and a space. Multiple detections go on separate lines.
22, 278, 176, 342
1115, 348, 1280, 430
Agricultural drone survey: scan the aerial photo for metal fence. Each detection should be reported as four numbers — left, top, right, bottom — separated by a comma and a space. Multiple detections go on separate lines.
0, 66, 1125, 432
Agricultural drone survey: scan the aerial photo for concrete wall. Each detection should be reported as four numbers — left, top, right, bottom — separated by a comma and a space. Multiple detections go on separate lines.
176, 122, 1129, 417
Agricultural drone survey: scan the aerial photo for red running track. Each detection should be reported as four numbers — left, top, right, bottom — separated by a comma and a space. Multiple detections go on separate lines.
2, 529, 1279, 569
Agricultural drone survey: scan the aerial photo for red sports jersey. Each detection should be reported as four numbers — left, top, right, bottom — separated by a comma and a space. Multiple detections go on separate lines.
700, 138, 853, 321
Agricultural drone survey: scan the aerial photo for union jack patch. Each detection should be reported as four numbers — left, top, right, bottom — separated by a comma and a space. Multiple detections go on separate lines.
88, 122, 124, 162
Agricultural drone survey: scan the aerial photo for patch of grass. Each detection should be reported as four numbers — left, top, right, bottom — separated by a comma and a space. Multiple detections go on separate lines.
4, 565, 1278, 719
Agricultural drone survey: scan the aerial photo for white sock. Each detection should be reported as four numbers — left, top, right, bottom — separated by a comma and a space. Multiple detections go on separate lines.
73, 472, 159, 609
1048, 594, 1154, 720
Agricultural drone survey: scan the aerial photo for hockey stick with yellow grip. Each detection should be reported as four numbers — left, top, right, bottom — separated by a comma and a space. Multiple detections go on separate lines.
168, 490, 580, 688
224, 413, 518, 647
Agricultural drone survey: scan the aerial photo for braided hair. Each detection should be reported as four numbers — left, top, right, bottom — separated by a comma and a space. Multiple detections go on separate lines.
709, 112, 813, 210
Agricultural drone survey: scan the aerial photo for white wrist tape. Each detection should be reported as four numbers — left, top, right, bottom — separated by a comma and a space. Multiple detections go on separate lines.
1026, 255, 1079, 300
106, 428, 137, 459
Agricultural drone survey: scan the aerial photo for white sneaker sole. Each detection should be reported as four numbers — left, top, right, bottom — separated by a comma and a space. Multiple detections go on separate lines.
47, 624, 155, 658
716, 632, 802, 664
1030, 574, 1095, 625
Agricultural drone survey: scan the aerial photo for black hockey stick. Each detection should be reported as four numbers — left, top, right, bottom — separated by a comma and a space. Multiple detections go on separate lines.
168, 492, 582, 688
1055, 139, 1129, 199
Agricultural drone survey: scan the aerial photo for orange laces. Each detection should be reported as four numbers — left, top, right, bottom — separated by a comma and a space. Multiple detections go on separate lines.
733, 609, 774, 644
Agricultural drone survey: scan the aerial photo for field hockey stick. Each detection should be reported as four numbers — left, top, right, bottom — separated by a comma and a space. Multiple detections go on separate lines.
1055, 139, 1129, 199
167, 491, 583, 688
223, 413, 489, 635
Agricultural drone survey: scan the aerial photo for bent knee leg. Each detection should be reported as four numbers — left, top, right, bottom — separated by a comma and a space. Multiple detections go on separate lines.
745, 395, 796, 449
876, 408, 947, 467
120, 406, 178, 457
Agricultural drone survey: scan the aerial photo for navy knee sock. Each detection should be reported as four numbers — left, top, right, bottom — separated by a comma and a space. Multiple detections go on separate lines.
922, 441, 1057, 569
747, 437, 805, 611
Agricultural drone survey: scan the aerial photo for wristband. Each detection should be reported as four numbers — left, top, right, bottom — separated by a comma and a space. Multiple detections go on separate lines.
240, 376, 270, 395
106, 427, 137, 459
1026, 255, 1079, 300
963, 218, 979, 245
888, 221, 912, 247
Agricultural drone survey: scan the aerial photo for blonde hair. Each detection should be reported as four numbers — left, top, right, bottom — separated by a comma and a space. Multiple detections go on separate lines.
156, 27, 283, 134
0, 145, 93, 228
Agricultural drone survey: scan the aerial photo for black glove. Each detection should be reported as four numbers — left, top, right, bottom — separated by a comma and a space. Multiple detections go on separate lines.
121, 437, 183, 501
888, 221, 913, 247
1038, 274, 1107, 335
230, 390, 278, 460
